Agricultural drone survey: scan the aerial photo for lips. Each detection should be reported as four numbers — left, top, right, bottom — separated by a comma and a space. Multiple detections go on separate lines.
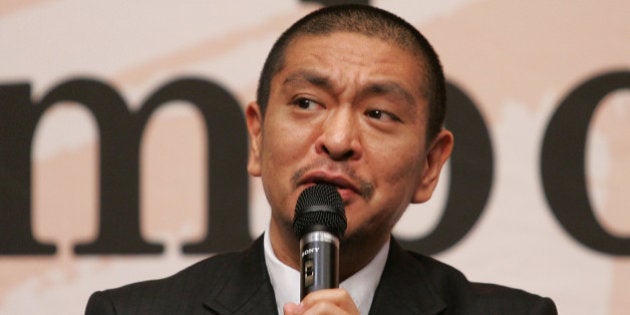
298, 171, 362, 200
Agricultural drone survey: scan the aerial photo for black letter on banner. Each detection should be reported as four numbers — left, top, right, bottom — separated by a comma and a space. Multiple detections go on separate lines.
541, 71, 630, 255
164, 79, 251, 253
0, 84, 57, 255
71, 78, 251, 254
0, 78, 250, 255
400, 82, 493, 255
28, 79, 162, 254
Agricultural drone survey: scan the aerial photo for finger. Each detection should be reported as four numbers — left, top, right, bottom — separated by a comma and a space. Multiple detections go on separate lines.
283, 302, 304, 315
300, 289, 358, 314
301, 301, 347, 315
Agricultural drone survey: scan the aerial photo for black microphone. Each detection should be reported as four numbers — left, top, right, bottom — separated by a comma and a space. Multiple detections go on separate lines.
292, 183, 347, 300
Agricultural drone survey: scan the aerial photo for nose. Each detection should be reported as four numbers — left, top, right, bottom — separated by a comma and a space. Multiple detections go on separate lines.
315, 108, 362, 161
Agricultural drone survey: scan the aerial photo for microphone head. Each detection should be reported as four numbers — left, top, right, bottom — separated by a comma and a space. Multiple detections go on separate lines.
293, 183, 347, 239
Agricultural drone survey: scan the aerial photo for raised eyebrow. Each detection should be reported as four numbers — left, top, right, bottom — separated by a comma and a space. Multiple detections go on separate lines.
282, 70, 334, 93
360, 81, 416, 108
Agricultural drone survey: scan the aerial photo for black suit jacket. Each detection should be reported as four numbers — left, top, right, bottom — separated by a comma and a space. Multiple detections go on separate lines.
85, 236, 557, 314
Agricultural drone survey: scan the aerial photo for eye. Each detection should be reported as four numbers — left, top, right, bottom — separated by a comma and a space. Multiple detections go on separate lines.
291, 98, 320, 110
365, 109, 400, 122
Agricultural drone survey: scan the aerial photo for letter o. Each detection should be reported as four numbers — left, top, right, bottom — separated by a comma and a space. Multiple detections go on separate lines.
541, 70, 630, 255
400, 82, 494, 255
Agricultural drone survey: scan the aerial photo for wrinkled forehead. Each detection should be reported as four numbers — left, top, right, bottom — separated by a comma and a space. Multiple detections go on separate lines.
276, 31, 430, 95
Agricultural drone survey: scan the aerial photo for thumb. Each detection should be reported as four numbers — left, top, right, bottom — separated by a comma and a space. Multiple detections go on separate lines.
283, 302, 303, 315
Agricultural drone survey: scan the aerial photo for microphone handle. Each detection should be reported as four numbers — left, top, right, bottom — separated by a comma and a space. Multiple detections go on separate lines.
299, 230, 340, 299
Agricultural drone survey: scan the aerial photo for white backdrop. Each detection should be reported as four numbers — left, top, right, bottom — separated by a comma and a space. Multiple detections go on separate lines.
1, 1, 629, 314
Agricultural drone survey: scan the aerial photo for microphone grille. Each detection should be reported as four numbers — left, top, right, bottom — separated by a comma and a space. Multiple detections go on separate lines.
293, 183, 347, 238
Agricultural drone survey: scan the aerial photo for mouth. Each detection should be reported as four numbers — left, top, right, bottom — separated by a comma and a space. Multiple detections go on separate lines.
298, 171, 363, 202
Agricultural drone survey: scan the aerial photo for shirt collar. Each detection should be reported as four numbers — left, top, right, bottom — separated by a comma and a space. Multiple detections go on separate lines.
263, 230, 390, 315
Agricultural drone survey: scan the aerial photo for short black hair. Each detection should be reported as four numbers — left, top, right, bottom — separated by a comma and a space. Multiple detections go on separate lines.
256, 4, 446, 141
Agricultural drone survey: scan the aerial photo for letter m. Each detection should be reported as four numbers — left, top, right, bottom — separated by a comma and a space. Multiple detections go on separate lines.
0, 78, 251, 255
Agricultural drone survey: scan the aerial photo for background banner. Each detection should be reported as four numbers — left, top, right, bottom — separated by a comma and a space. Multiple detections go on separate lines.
1, 1, 628, 314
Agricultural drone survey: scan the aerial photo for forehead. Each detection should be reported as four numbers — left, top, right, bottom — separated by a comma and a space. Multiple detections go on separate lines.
284, 31, 421, 66
275, 32, 427, 96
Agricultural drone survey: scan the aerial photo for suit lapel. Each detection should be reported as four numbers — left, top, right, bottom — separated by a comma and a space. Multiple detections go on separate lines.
200, 236, 446, 314
368, 239, 446, 315
202, 236, 278, 314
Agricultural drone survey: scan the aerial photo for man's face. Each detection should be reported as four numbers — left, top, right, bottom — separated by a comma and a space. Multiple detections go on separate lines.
247, 32, 452, 246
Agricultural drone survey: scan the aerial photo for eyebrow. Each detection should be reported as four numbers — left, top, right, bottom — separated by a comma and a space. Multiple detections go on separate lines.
359, 81, 416, 109
282, 69, 417, 108
282, 70, 335, 94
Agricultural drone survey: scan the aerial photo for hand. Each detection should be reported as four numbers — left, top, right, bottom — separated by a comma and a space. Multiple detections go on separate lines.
283, 289, 359, 315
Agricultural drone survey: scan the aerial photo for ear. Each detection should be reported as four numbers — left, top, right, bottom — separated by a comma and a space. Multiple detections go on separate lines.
245, 101, 263, 177
412, 129, 454, 203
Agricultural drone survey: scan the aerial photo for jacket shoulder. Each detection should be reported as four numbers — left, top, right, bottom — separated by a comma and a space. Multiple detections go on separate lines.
85, 250, 245, 314
404, 250, 557, 314
467, 282, 557, 314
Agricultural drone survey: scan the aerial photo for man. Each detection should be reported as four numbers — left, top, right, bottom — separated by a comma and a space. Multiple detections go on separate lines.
86, 4, 557, 314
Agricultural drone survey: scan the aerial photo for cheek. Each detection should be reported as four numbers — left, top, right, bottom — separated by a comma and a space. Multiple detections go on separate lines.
262, 128, 306, 169
366, 145, 427, 214
258, 116, 314, 205
365, 138, 425, 183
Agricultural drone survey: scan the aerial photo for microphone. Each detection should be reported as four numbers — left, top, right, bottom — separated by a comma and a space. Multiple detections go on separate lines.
292, 183, 347, 300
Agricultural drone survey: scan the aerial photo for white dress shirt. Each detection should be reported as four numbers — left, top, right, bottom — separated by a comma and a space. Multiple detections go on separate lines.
263, 230, 389, 315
